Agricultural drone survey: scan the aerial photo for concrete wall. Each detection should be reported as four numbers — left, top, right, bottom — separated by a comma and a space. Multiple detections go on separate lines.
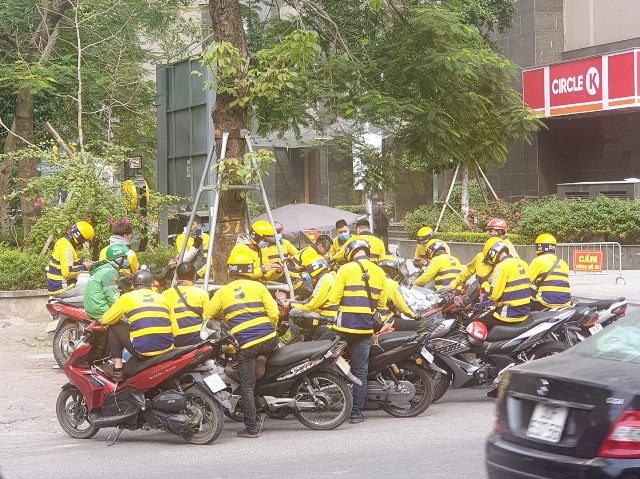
564, 0, 640, 52
0, 290, 50, 323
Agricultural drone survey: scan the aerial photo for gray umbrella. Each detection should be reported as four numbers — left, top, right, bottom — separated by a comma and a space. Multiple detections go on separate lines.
255, 203, 363, 234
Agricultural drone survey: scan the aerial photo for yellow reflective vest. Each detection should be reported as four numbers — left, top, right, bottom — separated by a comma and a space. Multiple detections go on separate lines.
162, 283, 209, 347
413, 254, 462, 290
204, 279, 279, 349
331, 234, 386, 264
101, 288, 174, 357
529, 254, 571, 308
176, 232, 211, 278
450, 238, 519, 289
328, 258, 388, 334
291, 270, 338, 321
47, 235, 86, 294
99, 245, 139, 275
487, 256, 531, 323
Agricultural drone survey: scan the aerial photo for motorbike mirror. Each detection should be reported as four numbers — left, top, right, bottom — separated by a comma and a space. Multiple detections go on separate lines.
200, 320, 221, 341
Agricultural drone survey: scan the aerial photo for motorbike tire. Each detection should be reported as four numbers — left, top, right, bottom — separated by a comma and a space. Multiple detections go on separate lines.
291, 371, 352, 430
53, 321, 83, 369
380, 361, 434, 418
430, 371, 452, 403
529, 340, 567, 360
56, 387, 100, 439
181, 385, 224, 445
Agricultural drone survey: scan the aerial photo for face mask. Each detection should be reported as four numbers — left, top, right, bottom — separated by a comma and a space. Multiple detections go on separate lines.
258, 240, 268, 249
301, 272, 312, 283
275, 233, 282, 241
338, 232, 350, 241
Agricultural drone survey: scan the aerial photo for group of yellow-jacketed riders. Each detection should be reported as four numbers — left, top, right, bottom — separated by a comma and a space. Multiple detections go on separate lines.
46, 215, 570, 438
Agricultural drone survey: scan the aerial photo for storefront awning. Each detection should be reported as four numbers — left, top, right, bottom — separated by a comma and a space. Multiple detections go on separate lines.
522, 49, 640, 117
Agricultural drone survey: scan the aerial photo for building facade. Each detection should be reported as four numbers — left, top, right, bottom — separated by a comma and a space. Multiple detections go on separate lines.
489, 0, 640, 199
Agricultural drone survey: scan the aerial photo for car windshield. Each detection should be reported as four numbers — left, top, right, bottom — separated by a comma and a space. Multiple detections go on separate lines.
571, 311, 640, 363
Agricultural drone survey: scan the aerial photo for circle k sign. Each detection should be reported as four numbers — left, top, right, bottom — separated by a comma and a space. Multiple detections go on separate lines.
549, 58, 603, 106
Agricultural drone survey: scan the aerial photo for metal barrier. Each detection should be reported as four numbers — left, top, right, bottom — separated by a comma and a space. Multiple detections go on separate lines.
555, 242, 625, 284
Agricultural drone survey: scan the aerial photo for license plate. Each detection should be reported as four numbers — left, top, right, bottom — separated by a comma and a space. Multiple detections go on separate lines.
589, 323, 603, 335
45, 319, 60, 333
203, 373, 226, 393
421, 347, 434, 364
335, 356, 351, 375
526, 402, 569, 443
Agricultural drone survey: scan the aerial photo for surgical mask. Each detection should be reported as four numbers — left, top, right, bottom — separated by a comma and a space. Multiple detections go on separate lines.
275, 233, 282, 241
258, 240, 268, 249
338, 232, 350, 241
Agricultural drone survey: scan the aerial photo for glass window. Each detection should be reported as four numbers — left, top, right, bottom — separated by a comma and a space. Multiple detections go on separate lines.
572, 312, 640, 363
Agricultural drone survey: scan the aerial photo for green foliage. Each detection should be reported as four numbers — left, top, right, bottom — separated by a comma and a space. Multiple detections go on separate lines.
336, 203, 393, 215
403, 205, 468, 238
518, 196, 640, 244
436, 231, 528, 244
0, 245, 48, 290
137, 245, 176, 268
469, 199, 525, 232
214, 149, 276, 191
442, 0, 517, 34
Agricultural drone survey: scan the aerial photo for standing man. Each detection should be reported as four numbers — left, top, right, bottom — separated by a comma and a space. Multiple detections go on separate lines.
372, 195, 390, 254
328, 238, 388, 424
204, 251, 279, 438
162, 263, 210, 347
47, 221, 95, 303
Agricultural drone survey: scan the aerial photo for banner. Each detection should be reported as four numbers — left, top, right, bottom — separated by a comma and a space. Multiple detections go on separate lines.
572, 250, 603, 272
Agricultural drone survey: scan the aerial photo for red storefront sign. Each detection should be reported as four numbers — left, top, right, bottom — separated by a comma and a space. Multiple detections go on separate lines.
522, 49, 639, 117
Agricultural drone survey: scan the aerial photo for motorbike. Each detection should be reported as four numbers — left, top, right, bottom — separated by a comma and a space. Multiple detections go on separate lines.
557, 306, 600, 346
286, 309, 437, 418
56, 322, 234, 445
45, 299, 92, 368
573, 296, 627, 328
201, 320, 361, 430
422, 296, 576, 403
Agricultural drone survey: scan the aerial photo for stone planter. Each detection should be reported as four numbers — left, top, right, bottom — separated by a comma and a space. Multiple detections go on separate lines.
0, 289, 50, 323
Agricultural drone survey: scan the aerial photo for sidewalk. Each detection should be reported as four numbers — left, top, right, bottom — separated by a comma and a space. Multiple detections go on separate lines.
570, 270, 640, 305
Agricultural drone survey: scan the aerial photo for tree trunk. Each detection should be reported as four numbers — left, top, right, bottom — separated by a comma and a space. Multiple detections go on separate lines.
461, 164, 469, 223
209, 0, 249, 283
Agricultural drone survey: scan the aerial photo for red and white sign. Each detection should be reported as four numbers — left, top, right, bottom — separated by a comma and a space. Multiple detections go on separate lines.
523, 49, 639, 117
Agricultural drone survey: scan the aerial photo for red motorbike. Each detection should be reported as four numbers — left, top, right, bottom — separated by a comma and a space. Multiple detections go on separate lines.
56, 322, 233, 445
45, 300, 91, 368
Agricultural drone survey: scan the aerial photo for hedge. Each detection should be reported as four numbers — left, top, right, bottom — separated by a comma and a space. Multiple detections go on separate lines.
0, 245, 48, 290
436, 232, 528, 244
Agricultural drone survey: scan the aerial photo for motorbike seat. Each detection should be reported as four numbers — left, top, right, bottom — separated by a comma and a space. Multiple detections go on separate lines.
573, 297, 625, 309
372, 331, 416, 353
49, 299, 85, 309
123, 345, 200, 377
267, 340, 334, 367
485, 311, 562, 342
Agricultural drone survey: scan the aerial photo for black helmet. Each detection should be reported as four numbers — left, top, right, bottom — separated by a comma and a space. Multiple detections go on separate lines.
132, 269, 155, 288
344, 238, 370, 262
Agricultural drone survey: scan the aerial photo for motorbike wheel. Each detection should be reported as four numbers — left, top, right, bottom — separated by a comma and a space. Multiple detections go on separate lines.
56, 387, 99, 439
430, 371, 452, 403
380, 362, 434, 418
529, 340, 567, 360
291, 371, 352, 430
181, 386, 224, 445
53, 321, 83, 368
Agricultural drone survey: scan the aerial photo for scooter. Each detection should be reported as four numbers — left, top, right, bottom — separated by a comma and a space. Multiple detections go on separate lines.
56, 322, 233, 445
573, 296, 627, 328
46, 299, 91, 368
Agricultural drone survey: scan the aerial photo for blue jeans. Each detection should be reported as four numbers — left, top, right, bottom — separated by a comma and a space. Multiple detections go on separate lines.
340, 333, 371, 415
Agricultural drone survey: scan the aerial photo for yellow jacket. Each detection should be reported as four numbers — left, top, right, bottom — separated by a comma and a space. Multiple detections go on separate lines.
529, 254, 571, 308
176, 232, 211, 278
291, 271, 338, 320
162, 284, 209, 347
487, 256, 531, 323
101, 288, 174, 357
451, 252, 495, 289
413, 242, 450, 262
47, 235, 86, 294
228, 243, 279, 281
331, 234, 386, 264
204, 279, 279, 349
413, 254, 462, 290
329, 236, 349, 259
383, 277, 415, 320
99, 245, 139, 275
328, 258, 388, 334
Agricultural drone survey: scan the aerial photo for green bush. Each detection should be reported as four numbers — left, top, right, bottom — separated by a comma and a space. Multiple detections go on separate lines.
336, 204, 394, 216
436, 231, 528, 244
0, 246, 48, 290
137, 245, 176, 268
403, 205, 467, 238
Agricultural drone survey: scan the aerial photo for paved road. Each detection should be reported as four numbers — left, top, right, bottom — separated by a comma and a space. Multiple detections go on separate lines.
0, 320, 495, 479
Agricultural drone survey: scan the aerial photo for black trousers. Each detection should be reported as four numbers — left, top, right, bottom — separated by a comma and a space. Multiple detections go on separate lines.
236, 336, 278, 432
107, 322, 143, 361
376, 230, 390, 253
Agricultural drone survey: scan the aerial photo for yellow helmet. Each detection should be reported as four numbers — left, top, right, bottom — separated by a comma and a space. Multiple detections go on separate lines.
227, 250, 255, 278
425, 238, 447, 260
250, 220, 275, 245
535, 233, 557, 255
70, 221, 95, 244
416, 226, 434, 245
306, 256, 329, 278
483, 237, 508, 265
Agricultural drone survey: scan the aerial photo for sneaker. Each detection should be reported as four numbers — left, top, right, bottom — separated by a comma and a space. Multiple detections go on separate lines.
349, 413, 365, 424
237, 429, 259, 438
101, 363, 124, 382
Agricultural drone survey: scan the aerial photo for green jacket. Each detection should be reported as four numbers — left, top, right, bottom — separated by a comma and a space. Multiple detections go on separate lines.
83, 261, 120, 320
